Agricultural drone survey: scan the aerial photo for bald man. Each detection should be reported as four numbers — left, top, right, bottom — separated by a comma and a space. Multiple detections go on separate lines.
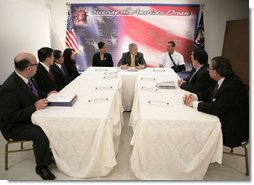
0, 53, 55, 180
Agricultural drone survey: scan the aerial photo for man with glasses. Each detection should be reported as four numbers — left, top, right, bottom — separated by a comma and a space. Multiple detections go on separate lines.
183, 56, 249, 148
0, 53, 56, 180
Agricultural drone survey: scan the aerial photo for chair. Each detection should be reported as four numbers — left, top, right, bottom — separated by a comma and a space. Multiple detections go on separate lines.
223, 140, 249, 176
5, 139, 33, 170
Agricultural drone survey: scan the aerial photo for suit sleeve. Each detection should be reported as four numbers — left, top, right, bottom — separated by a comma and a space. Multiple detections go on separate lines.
0, 87, 36, 124
117, 53, 126, 66
197, 82, 242, 116
108, 54, 114, 67
139, 53, 147, 68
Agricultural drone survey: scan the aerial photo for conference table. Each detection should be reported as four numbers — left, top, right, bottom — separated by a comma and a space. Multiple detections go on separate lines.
31, 66, 223, 179
32, 67, 124, 178
129, 68, 223, 180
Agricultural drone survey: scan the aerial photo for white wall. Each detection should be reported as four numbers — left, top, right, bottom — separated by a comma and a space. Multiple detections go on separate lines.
0, 0, 249, 84
0, 0, 50, 84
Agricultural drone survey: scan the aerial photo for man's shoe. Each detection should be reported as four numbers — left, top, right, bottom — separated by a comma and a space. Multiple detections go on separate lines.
36, 166, 55, 180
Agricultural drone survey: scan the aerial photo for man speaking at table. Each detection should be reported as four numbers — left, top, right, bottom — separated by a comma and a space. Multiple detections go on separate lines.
118, 43, 147, 70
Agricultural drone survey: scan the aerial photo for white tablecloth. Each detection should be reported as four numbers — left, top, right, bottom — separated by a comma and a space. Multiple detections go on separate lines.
129, 68, 223, 180
32, 67, 123, 178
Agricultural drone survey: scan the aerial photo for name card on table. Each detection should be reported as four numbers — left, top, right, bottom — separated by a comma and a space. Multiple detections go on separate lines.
156, 81, 176, 89
88, 98, 109, 103
148, 100, 170, 106
127, 67, 138, 72
104, 71, 117, 75
152, 69, 166, 72
141, 77, 156, 81
141, 87, 159, 92
94, 68, 108, 72
47, 93, 78, 106
103, 75, 118, 79
95, 86, 113, 91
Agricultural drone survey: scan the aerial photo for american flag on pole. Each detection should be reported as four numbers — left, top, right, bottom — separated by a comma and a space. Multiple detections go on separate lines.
194, 11, 205, 49
66, 8, 79, 52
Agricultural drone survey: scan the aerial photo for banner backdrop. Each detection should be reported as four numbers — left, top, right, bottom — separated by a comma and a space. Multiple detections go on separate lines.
69, 4, 200, 71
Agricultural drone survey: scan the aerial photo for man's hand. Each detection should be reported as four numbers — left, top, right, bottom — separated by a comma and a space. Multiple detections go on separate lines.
121, 64, 129, 70
35, 98, 48, 110
135, 63, 144, 70
183, 94, 195, 107
177, 79, 186, 87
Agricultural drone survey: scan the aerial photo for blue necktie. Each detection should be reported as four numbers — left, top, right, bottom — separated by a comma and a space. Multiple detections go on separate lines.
28, 79, 38, 97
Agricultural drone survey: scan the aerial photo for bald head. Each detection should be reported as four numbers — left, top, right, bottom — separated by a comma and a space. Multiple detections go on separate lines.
14, 53, 36, 71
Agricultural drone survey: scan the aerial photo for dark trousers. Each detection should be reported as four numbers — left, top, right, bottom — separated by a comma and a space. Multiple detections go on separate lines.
3, 124, 52, 166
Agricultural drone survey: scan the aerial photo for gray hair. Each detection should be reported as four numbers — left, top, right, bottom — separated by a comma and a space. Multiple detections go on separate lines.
128, 43, 137, 51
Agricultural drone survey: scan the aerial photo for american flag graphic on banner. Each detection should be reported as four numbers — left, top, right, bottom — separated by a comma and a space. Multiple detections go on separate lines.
69, 4, 200, 71
66, 8, 79, 52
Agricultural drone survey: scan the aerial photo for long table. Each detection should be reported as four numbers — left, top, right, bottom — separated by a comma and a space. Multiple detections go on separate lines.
129, 68, 223, 180
32, 67, 123, 178
32, 67, 222, 179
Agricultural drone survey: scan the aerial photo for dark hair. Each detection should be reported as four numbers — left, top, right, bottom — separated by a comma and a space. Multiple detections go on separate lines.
193, 49, 208, 65
98, 42, 105, 49
211, 56, 234, 77
14, 58, 30, 71
168, 41, 176, 47
53, 50, 62, 60
37, 47, 53, 62
63, 48, 74, 61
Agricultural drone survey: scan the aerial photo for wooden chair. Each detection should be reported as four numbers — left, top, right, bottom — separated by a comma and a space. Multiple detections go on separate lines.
223, 140, 249, 176
5, 139, 33, 170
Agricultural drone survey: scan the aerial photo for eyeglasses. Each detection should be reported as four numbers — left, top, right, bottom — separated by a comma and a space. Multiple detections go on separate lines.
207, 67, 214, 71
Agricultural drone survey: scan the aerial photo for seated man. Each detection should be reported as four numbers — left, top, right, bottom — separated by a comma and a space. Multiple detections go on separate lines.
117, 43, 147, 70
50, 50, 71, 90
0, 53, 55, 180
183, 56, 249, 148
34, 47, 59, 93
159, 41, 185, 73
177, 49, 215, 93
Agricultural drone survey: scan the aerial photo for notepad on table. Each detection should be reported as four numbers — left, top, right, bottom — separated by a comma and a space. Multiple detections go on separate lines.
47, 93, 78, 106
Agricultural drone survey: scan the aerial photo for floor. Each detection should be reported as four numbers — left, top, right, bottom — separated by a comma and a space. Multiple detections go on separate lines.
0, 112, 250, 181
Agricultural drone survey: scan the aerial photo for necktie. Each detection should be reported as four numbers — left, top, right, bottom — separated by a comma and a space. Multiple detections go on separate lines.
189, 69, 197, 83
212, 83, 219, 99
49, 69, 55, 80
28, 79, 38, 97
130, 55, 135, 67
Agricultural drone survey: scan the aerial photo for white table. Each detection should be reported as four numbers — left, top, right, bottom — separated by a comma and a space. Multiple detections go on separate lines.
32, 67, 123, 178
129, 68, 223, 180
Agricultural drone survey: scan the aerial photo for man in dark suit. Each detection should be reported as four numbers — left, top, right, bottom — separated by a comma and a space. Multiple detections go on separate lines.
0, 53, 55, 180
177, 49, 215, 93
183, 56, 249, 148
117, 43, 147, 70
50, 50, 70, 90
34, 47, 59, 93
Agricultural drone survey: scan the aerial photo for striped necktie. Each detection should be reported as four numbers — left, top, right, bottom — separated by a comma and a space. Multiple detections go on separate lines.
28, 79, 38, 97
130, 55, 135, 67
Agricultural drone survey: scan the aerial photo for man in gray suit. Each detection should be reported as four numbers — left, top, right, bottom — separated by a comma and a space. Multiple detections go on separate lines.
118, 43, 147, 70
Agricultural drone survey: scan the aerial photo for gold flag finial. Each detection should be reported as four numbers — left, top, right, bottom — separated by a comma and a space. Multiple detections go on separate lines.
201, 4, 205, 10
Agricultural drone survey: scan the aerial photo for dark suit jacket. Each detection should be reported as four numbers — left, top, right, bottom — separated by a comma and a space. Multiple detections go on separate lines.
92, 52, 113, 67
117, 52, 147, 68
34, 63, 59, 93
63, 59, 80, 81
50, 63, 70, 90
0, 72, 44, 138
180, 64, 215, 93
197, 75, 249, 147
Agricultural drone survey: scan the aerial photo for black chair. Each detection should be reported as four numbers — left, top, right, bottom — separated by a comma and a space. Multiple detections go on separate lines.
223, 140, 249, 176
5, 139, 33, 170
